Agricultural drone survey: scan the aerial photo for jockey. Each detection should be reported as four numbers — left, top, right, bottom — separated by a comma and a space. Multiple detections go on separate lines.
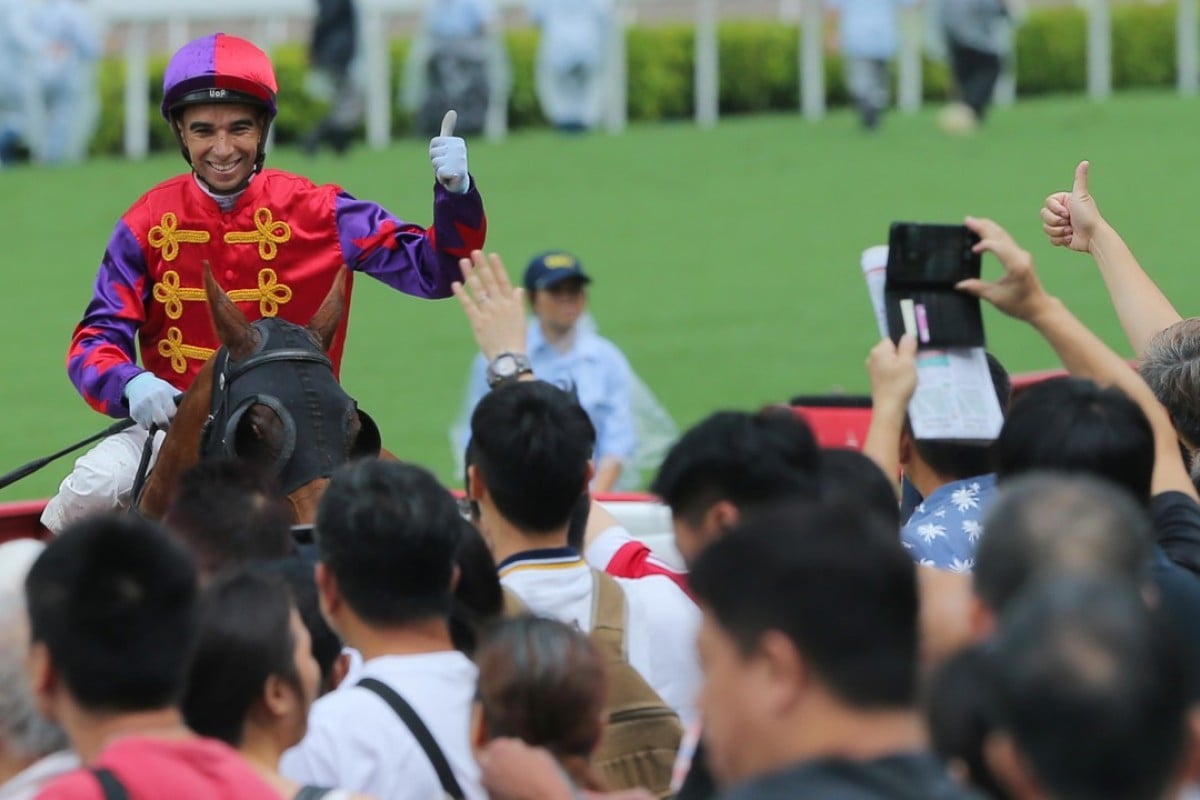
42, 32, 486, 533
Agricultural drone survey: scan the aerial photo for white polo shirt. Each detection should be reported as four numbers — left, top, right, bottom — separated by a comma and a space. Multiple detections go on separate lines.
499, 547, 701, 727
280, 651, 484, 800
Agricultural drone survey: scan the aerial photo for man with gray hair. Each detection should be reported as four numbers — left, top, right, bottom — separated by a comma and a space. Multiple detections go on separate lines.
1140, 319, 1200, 466
0, 539, 76, 800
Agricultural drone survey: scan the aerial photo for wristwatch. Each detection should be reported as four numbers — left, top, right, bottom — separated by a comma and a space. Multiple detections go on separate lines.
486, 351, 533, 389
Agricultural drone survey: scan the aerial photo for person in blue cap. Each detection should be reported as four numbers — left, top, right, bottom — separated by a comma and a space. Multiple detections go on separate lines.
453, 250, 637, 492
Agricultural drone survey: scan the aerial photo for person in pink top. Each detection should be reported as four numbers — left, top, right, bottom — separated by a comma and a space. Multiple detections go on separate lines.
26, 514, 281, 800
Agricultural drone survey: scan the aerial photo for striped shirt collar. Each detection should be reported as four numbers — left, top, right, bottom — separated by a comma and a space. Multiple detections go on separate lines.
497, 546, 584, 576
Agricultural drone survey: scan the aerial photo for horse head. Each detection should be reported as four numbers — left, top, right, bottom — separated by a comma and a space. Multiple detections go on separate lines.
138, 263, 381, 524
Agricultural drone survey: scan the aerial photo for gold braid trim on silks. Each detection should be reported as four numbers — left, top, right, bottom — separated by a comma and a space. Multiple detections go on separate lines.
153, 268, 293, 319
227, 269, 293, 317
147, 213, 212, 262
223, 208, 292, 261
157, 327, 216, 374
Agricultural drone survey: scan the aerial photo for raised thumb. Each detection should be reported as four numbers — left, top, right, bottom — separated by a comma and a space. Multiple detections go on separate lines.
1073, 160, 1090, 196
440, 110, 458, 138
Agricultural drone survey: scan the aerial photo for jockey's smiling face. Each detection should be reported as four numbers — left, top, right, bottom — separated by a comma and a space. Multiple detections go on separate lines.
178, 103, 265, 194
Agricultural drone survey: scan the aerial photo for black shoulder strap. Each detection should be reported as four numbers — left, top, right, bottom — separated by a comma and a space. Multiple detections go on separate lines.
294, 787, 333, 800
91, 768, 129, 800
357, 677, 465, 800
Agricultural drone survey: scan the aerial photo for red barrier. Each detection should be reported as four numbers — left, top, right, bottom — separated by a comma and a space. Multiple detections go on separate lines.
0, 367, 1069, 544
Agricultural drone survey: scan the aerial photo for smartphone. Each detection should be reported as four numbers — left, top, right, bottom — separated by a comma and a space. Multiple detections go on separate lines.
887, 223, 981, 285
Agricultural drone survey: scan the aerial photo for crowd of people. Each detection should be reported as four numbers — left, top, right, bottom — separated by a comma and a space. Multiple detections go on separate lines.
5, 23, 1200, 800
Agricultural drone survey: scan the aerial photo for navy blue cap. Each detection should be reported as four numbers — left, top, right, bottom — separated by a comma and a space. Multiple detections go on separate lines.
524, 251, 593, 292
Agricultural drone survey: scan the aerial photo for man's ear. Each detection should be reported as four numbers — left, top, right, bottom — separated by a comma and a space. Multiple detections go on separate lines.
468, 465, 486, 502
985, 731, 1043, 800
707, 500, 741, 535
757, 630, 807, 714
315, 562, 340, 623
584, 459, 596, 488
262, 674, 291, 718
26, 641, 58, 721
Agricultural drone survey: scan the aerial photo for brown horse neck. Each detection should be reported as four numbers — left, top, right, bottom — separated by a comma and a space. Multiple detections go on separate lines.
137, 360, 214, 519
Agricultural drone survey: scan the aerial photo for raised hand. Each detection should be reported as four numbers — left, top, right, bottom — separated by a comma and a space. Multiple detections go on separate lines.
957, 216, 1054, 323
452, 250, 526, 361
429, 110, 471, 194
1041, 160, 1105, 254
866, 334, 918, 413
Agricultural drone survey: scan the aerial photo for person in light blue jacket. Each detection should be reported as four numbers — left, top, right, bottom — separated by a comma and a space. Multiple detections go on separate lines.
827, 0, 914, 130
31, 0, 101, 164
530, 0, 612, 132
454, 251, 641, 492
0, 0, 43, 164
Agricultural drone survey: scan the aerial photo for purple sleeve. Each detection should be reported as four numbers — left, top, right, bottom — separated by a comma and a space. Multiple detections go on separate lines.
334, 180, 487, 299
67, 221, 149, 417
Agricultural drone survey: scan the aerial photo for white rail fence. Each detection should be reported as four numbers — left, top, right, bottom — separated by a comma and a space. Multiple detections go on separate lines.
90, 0, 1200, 160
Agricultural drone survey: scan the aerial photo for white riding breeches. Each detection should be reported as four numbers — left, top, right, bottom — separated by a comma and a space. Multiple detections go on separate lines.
40, 426, 166, 534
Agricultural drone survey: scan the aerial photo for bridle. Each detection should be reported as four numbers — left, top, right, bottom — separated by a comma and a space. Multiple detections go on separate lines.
198, 318, 380, 493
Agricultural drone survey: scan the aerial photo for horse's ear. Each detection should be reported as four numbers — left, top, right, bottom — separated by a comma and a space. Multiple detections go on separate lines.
203, 261, 258, 360
308, 267, 348, 352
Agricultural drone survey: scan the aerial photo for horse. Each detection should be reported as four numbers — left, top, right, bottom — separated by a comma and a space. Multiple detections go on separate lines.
137, 263, 381, 524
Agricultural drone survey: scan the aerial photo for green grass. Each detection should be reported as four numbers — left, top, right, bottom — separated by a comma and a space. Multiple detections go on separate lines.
1, 92, 1196, 500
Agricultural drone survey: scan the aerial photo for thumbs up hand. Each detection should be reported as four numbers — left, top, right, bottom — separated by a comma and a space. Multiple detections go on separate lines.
430, 110, 471, 194
1040, 160, 1106, 254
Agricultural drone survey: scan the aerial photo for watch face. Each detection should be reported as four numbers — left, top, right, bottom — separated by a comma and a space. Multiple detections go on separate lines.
493, 355, 518, 377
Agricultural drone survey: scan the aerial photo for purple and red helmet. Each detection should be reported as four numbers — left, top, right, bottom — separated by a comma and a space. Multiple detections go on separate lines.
162, 33, 279, 121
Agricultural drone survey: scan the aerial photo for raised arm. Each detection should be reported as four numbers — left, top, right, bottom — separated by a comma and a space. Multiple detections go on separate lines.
958, 216, 1197, 501
1040, 161, 1182, 355
336, 111, 486, 298
861, 334, 919, 486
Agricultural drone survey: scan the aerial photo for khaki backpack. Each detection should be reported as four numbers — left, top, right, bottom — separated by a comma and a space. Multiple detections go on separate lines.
499, 574, 684, 797
588, 570, 684, 799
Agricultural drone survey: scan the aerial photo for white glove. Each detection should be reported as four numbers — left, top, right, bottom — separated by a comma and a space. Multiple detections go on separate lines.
429, 110, 471, 194
123, 371, 180, 429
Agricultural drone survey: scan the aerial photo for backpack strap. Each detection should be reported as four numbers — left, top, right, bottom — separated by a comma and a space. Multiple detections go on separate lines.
501, 586, 530, 617
590, 569, 629, 660
357, 677, 466, 800
91, 768, 129, 800
294, 787, 333, 800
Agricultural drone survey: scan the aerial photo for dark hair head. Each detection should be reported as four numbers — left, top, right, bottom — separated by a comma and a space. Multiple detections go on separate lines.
451, 520, 504, 656
926, 645, 1009, 800
974, 472, 1152, 614
469, 382, 596, 534
475, 615, 608, 791
25, 513, 198, 712
818, 448, 900, 529
249, 557, 342, 690
1140, 319, 1200, 449
182, 569, 300, 745
691, 501, 918, 709
316, 459, 463, 626
163, 458, 293, 578
910, 353, 1010, 480
651, 409, 820, 523
991, 576, 1192, 800
993, 377, 1154, 504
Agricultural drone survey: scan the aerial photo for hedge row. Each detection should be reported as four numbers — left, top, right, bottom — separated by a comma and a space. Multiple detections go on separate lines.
91, 4, 1189, 155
